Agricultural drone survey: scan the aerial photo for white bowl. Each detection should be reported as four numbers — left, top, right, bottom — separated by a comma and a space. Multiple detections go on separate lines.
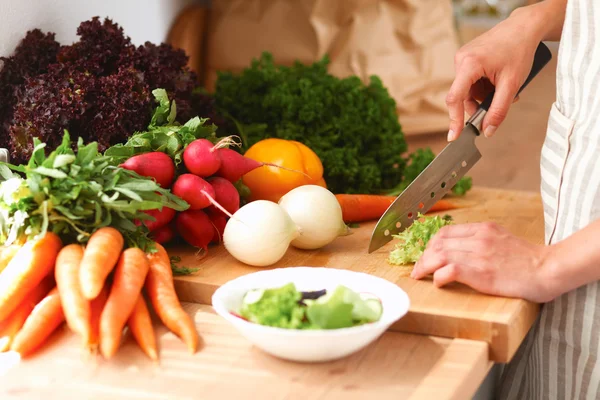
211, 267, 410, 363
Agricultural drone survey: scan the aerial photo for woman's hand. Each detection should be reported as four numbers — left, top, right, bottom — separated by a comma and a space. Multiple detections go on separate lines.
410, 222, 557, 303
446, 1, 564, 141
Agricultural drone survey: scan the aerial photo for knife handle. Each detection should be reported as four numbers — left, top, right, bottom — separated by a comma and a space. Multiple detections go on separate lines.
479, 42, 552, 112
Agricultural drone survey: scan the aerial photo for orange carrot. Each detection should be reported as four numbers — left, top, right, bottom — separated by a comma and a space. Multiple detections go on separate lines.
79, 227, 124, 300
0, 244, 21, 274
0, 232, 62, 322
55, 244, 91, 346
99, 247, 150, 359
10, 287, 65, 357
0, 277, 54, 352
89, 284, 109, 352
145, 243, 199, 353
426, 199, 460, 213
127, 295, 158, 361
335, 194, 461, 223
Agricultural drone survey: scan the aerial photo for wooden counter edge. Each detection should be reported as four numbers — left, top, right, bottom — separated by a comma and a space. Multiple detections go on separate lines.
409, 339, 491, 400
391, 299, 539, 363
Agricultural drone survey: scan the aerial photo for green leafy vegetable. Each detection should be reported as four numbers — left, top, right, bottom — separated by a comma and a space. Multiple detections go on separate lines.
170, 255, 199, 276
451, 176, 473, 196
0, 131, 189, 251
104, 89, 219, 167
214, 52, 408, 195
239, 283, 382, 330
385, 147, 473, 197
240, 283, 308, 329
388, 213, 453, 265
306, 286, 381, 329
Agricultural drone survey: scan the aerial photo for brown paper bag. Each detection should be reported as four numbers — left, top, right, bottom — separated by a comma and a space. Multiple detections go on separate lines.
204, 0, 459, 135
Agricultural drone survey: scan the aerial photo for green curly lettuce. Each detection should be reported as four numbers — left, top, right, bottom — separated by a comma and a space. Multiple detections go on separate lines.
214, 52, 407, 195
388, 213, 453, 265
385, 147, 473, 197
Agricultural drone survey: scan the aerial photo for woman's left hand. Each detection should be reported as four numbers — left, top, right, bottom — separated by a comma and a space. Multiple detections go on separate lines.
410, 222, 557, 303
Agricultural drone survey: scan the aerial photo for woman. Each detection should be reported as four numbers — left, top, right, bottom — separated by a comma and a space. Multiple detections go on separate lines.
410, 0, 600, 398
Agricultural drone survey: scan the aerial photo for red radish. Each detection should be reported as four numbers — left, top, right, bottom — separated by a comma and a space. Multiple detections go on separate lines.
207, 177, 240, 216
172, 174, 217, 210
183, 136, 241, 177
141, 207, 176, 232
207, 210, 227, 244
216, 148, 308, 183
176, 210, 214, 251
216, 148, 263, 183
120, 152, 175, 188
151, 224, 176, 244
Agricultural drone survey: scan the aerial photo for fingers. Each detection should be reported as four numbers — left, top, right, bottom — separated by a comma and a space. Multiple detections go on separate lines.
446, 63, 483, 141
482, 76, 520, 137
411, 250, 471, 280
464, 97, 479, 117
432, 256, 494, 290
426, 237, 483, 254
433, 264, 462, 288
429, 223, 486, 240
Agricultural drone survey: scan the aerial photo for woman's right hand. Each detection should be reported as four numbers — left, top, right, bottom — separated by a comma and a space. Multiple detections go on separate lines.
446, 2, 562, 141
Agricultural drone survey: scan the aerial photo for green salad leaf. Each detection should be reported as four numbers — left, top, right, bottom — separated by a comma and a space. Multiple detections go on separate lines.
306, 286, 380, 329
388, 213, 453, 265
239, 283, 382, 330
240, 283, 308, 329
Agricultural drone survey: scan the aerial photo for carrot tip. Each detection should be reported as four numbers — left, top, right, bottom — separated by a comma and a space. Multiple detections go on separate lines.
0, 337, 10, 353
147, 348, 158, 361
187, 342, 199, 354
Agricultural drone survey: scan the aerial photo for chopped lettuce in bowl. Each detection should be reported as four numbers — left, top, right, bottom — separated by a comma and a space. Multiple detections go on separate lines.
236, 283, 383, 330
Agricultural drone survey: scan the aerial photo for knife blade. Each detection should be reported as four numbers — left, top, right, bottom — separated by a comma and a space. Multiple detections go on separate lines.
368, 42, 553, 253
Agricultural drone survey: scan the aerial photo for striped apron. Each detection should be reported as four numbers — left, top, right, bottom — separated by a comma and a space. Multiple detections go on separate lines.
496, 1, 600, 399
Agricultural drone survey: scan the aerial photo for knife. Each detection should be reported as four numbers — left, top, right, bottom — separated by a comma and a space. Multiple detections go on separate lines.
368, 42, 553, 253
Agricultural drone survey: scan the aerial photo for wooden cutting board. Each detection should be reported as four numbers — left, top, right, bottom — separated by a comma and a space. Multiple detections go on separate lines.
0, 303, 489, 400
170, 187, 544, 363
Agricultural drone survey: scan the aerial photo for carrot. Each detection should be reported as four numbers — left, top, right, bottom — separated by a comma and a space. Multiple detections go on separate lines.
145, 243, 199, 353
0, 244, 21, 274
335, 194, 461, 223
10, 287, 65, 357
79, 227, 124, 300
426, 199, 460, 213
55, 244, 91, 346
127, 295, 158, 361
0, 277, 54, 352
99, 247, 150, 359
0, 232, 62, 322
89, 284, 109, 352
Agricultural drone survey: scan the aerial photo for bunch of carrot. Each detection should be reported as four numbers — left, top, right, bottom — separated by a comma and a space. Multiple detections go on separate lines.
0, 227, 199, 360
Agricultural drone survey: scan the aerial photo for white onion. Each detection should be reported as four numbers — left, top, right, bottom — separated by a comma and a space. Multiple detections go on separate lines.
223, 200, 299, 267
278, 185, 349, 250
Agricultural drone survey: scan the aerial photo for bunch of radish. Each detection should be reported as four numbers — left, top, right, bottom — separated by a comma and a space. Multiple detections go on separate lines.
119, 136, 282, 254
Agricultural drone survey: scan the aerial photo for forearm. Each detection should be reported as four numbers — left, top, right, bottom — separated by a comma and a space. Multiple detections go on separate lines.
544, 218, 600, 299
510, 0, 567, 42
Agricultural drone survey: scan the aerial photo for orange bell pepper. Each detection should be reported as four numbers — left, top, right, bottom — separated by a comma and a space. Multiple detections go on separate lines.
242, 138, 326, 202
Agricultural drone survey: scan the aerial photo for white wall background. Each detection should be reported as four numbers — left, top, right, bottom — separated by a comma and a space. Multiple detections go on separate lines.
0, 0, 202, 57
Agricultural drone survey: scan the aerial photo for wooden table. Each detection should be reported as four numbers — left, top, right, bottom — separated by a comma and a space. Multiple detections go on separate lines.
0, 303, 490, 400
171, 187, 544, 362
